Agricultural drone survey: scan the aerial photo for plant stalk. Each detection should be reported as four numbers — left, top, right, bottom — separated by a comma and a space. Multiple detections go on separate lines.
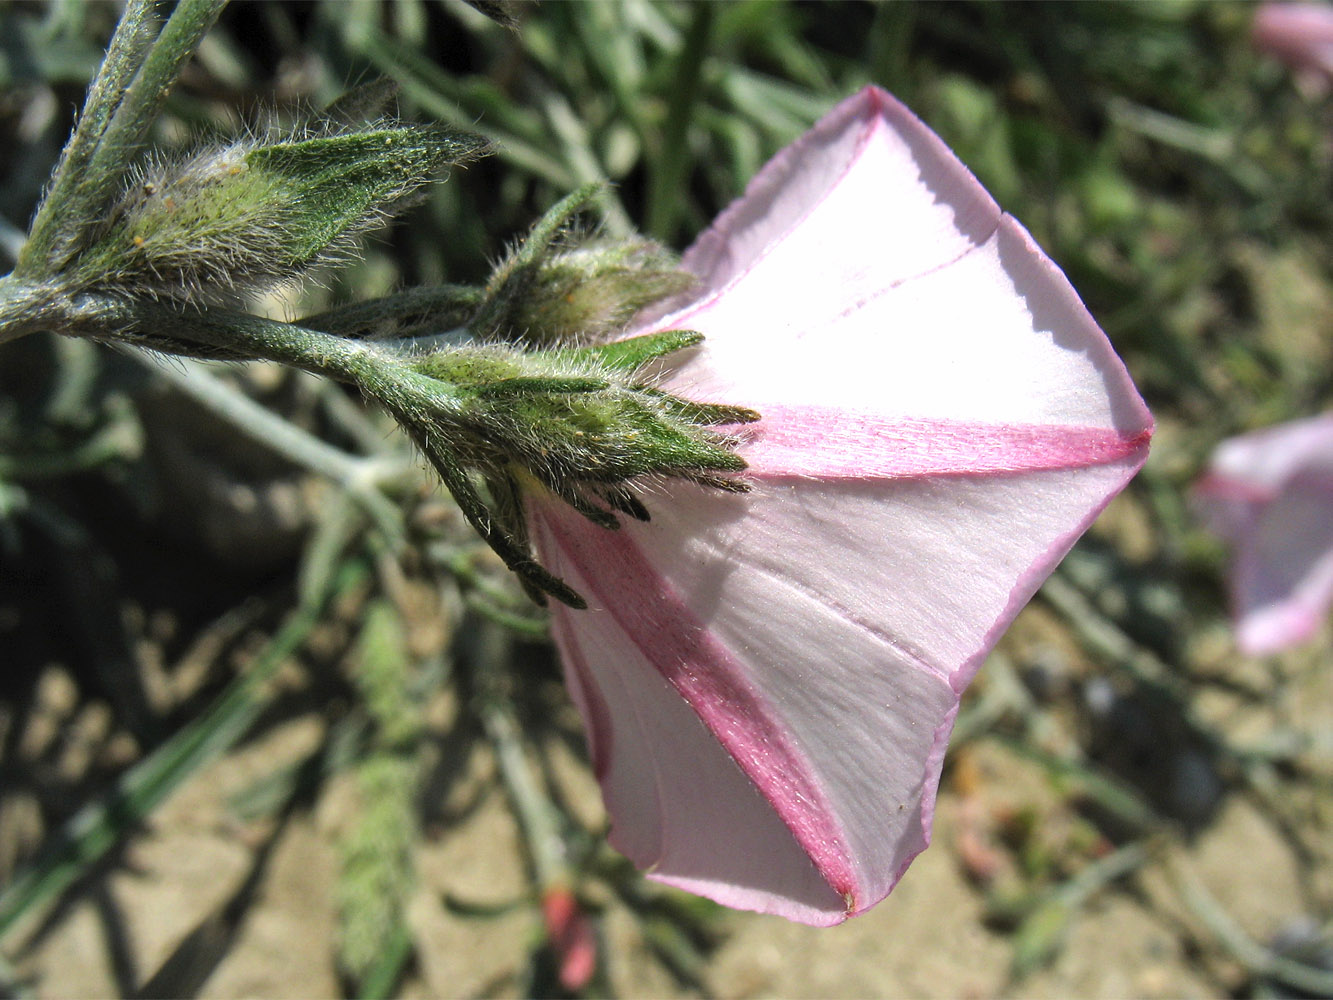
0, 275, 62, 347
20, 0, 229, 276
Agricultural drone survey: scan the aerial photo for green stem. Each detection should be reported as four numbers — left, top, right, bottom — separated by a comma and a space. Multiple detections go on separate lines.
300, 283, 485, 341
355, 922, 414, 1000
61, 298, 485, 516
0, 415, 139, 481
0, 274, 62, 347
1054, 840, 1151, 907
1171, 859, 1333, 996
1041, 569, 1227, 755
68, 0, 229, 258
65, 294, 441, 399
474, 624, 570, 890
537, 91, 632, 237
17, 0, 158, 274
139, 353, 401, 489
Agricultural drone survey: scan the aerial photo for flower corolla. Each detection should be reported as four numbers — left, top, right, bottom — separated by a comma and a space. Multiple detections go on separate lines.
1196, 414, 1333, 655
527, 87, 1153, 925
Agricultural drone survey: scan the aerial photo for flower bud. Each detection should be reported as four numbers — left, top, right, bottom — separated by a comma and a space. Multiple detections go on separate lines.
413, 337, 751, 496
376, 330, 757, 607
71, 122, 488, 303
471, 184, 696, 348
496, 238, 697, 347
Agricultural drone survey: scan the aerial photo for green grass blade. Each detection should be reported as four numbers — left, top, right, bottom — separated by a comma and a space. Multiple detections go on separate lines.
0, 560, 367, 943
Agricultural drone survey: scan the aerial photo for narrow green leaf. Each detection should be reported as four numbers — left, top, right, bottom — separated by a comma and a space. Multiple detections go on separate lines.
475, 375, 611, 399
245, 127, 489, 265
460, 0, 523, 30
579, 329, 703, 372
1011, 898, 1073, 979
16, 0, 156, 274
52, 0, 228, 268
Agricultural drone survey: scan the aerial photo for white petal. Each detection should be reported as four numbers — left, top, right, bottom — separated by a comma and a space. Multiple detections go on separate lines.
1206, 413, 1333, 494
1197, 414, 1333, 653
533, 448, 1143, 920
660, 217, 1150, 437
678, 88, 999, 304
532, 85, 1152, 924
535, 507, 855, 925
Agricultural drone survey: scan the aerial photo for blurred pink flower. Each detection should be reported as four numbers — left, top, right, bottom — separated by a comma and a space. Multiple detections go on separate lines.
529, 86, 1153, 925
1252, 2, 1333, 91
1196, 414, 1333, 655
540, 887, 597, 991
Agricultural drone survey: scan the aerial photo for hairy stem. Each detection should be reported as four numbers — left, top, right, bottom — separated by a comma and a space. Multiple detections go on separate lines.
300, 284, 485, 342
61, 293, 468, 426
20, 0, 228, 275
82, 0, 228, 225
17, 0, 157, 274
0, 274, 62, 347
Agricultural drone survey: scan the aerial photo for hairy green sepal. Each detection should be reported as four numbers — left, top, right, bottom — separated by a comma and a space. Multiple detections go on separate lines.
393, 329, 758, 607
245, 128, 487, 263
71, 125, 488, 302
470, 183, 697, 346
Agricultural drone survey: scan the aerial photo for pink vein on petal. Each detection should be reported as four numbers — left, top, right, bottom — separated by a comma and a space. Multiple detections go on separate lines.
1194, 471, 1276, 505
537, 505, 859, 901
731, 405, 1153, 481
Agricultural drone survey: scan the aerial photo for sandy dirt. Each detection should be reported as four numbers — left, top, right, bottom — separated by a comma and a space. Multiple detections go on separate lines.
6, 605, 1328, 999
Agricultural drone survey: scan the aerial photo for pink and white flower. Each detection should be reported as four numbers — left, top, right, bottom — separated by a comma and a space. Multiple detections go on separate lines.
1196, 414, 1333, 655
1252, 2, 1333, 92
528, 87, 1153, 925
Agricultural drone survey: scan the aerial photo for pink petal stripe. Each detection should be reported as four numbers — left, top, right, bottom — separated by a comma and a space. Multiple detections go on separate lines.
536, 504, 859, 905
732, 405, 1153, 480
1194, 471, 1276, 505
